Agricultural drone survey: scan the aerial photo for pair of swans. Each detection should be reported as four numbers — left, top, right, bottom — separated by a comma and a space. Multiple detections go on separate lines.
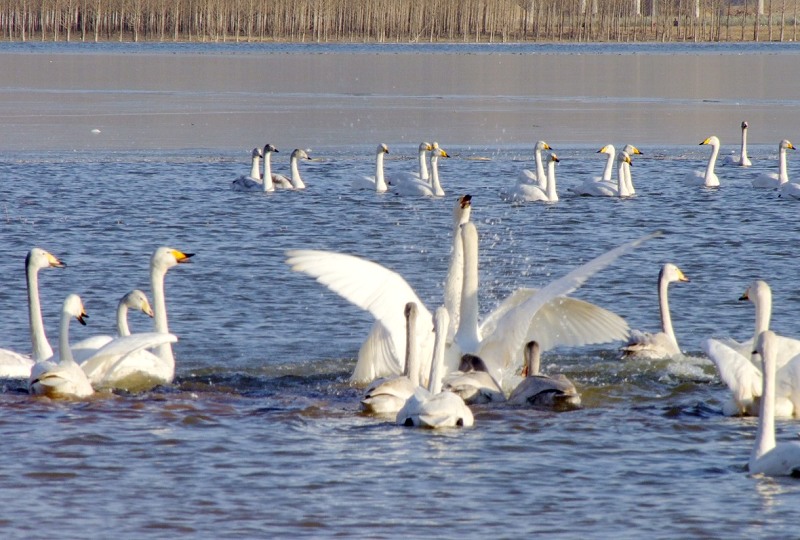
517, 140, 552, 188
572, 151, 633, 198
752, 139, 796, 190
391, 143, 449, 197
621, 263, 689, 360
686, 136, 721, 187
286, 201, 652, 388
507, 153, 559, 202
723, 121, 752, 167
704, 280, 800, 417
232, 145, 310, 192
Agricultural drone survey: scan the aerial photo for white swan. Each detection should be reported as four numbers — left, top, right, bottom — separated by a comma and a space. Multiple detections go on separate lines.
508, 153, 559, 202
396, 307, 475, 428
749, 330, 800, 476
621, 263, 689, 359
273, 148, 311, 189
28, 294, 94, 399
593, 144, 617, 183
754, 139, 795, 189
621, 144, 641, 195
507, 341, 581, 409
231, 147, 263, 191
360, 302, 422, 415
686, 136, 721, 187
571, 151, 632, 197
232, 144, 279, 192
518, 140, 552, 188
353, 143, 389, 193
392, 142, 433, 184
443, 194, 473, 343
392, 146, 449, 197
26, 248, 67, 362
442, 353, 506, 405
703, 280, 800, 416
285, 228, 643, 387
723, 121, 752, 167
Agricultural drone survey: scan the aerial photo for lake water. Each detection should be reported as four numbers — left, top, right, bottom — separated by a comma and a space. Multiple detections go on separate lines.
1, 42, 800, 538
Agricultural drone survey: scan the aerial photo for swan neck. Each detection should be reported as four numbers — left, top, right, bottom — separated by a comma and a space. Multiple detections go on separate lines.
249, 155, 261, 180
151, 264, 175, 369
753, 291, 771, 343
602, 149, 614, 181
535, 148, 546, 183
58, 307, 75, 366
454, 225, 481, 352
754, 342, 777, 460
27, 263, 52, 361
404, 309, 420, 388
658, 272, 677, 346
263, 152, 275, 191
545, 161, 558, 201
418, 149, 429, 181
444, 227, 465, 343
290, 156, 305, 189
375, 151, 387, 192
624, 163, 635, 194
117, 302, 130, 337
617, 160, 629, 196
779, 147, 789, 182
741, 127, 749, 158
525, 343, 541, 376
430, 156, 444, 196
428, 313, 449, 395
706, 142, 719, 177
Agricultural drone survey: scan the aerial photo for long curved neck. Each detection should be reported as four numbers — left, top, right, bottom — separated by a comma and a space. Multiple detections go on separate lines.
602, 149, 614, 181
27, 264, 52, 361
263, 152, 275, 192
624, 162, 635, 194
617, 160, 629, 197
290, 156, 305, 189
404, 309, 420, 388
454, 224, 480, 352
418, 149, 429, 181
444, 205, 470, 343
429, 310, 449, 395
58, 309, 75, 366
249, 155, 261, 179
753, 340, 777, 461
375, 151, 387, 192
429, 155, 444, 196
753, 292, 771, 345
741, 127, 749, 159
705, 143, 719, 180
778, 147, 789, 183
545, 161, 558, 201
658, 271, 677, 346
151, 264, 175, 370
117, 302, 131, 337
525, 342, 541, 376
535, 148, 546, 183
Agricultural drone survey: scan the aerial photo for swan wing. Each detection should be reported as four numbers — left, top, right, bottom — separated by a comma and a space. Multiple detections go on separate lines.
0, 348, 35, 378
570, 180, 618, 197
477, 233, 658, 379
703, 337, 762, 408
354, 321, 403, 383
392, 177, 434, 197
622, 330, 681, 359
80, 333, 177, 383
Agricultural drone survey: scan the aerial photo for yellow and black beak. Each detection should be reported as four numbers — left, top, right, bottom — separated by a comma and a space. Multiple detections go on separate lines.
173, 250, 194, 264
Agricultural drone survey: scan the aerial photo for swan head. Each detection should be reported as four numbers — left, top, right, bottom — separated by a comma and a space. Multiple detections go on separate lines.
739, 280, 770, 304
432, 147, 449, 159
548, 152, 560, 164
64, 294, 88, 326
535, 140, 551, 152
780, 139, 795, 151
151, 247, 194, 271
377, 143, 389, 155
291, 149, 311, 160
741, 121, 749, 130
404, 301, 418, 320
458, 353, 490, 373
27, 248, 66, 271
623, 144, 642, 156
700, 136, 720, 147
597, 144, 615, 155
121, 289, 154, 318
458, 194, 472, 209
660, 263, 689, 284
618, 151, 632, 165
250, 147, 263, 158
263, 144, 279, 154
419, 142, 433, 151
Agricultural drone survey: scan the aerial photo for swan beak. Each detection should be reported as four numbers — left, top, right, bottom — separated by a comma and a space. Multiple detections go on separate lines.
552, 155, 560, 163
543, 142, 551, 150
47, 253, 66, 268
630, 146, 642, 155
678, 271, 690, 282
173, 250, 194, 264
440, 150, 450, 158
789, 142, 796, 150
143, 303, 155, 318
597, 145, 609, 154
77, 311, 88, 326
739, 291, 750, 301
699, 138, 712, 145
459, 194, 472, 208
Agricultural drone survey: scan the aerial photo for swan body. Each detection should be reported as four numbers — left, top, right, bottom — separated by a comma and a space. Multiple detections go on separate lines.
392, 146, 449, 197
442, 354, 506, 405
622, 263, 689, 359
754, 139, 795, 189
396, 307, 475, 428
686, 136, 721, 187
518, 140, 552, 189
571, 152, 632, 197
508, 153, 559, 202
353, 143, 389, 192
360, 302, 422, 415
507, 341, 581, 409
273, 148, 311, 189
723, 121, 752, 167
231, 147, 264, 191
28, 294, 94, 399
749, 331, 800, 477
392, 142, 433, 184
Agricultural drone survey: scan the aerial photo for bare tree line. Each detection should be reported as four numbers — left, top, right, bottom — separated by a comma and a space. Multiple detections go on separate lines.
0, 0, 797, 42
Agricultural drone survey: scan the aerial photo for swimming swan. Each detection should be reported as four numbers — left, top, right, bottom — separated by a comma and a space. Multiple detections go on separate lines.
507, 341, 581, 409
28, 294, 94, 399
754, 139, 795, 189
442, 353, 506, 405
686, 136, 721, 187
231, 144, 279, 192
571, 152, 632, 197
273, 148, 311, 189
508, 153, 559, 202
621, 263, 689, 359
231, 147, 263, 191
396, 307, 475, 428
353, 143, 389, 192
723, 121, 752, 167
621, 144, 641, 195
26, 248, 67, 362
392, 146, 449, 197
360, 302, 422, 415
518, 140, 552, 189
749, 330, 800, 476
